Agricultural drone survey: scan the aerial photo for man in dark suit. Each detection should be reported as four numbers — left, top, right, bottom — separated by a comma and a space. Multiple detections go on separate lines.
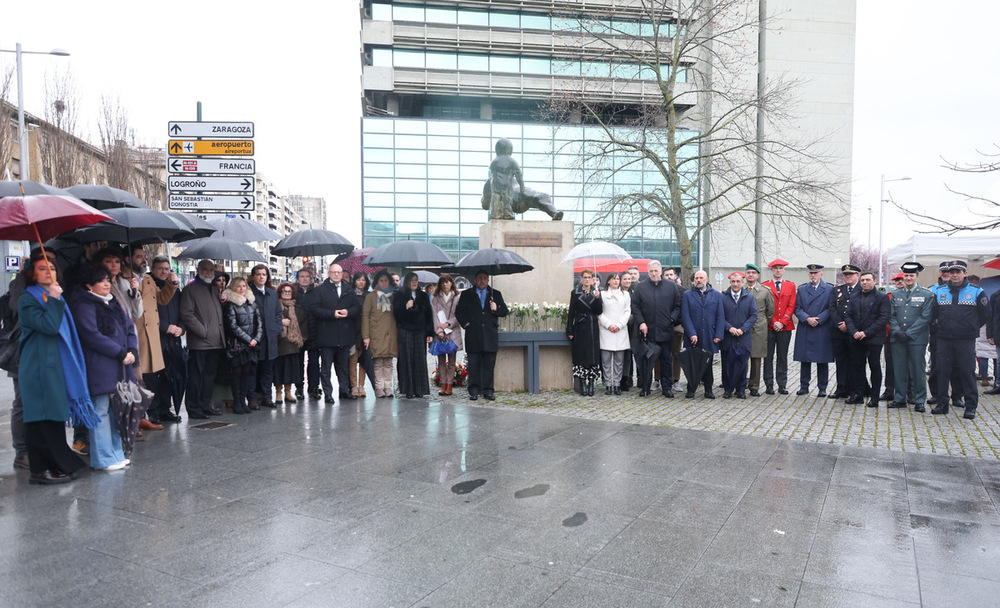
294, 268, 318, 399
305, 263, 361, 404
794, 264, 834, 397
631, 260, 683, 397
250, 264, 283, 408
844, 271, 891, 407
829, 264, 861, 398
455, 271, 508, 400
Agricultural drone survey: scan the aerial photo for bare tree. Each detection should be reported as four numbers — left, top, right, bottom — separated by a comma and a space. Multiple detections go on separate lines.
896, 145, 1000, 234
0, 66, 15, 179
548, 0, 843, 280
40, 68, 90, 188
849, 239, 897, 285
97, 94, 137, 192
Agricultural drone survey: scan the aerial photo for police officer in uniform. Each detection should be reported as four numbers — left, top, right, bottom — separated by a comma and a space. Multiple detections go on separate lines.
927, 262, 961, 406
888, 262, 934, 411
830, 264, 861, 398
931, 260, 989, 419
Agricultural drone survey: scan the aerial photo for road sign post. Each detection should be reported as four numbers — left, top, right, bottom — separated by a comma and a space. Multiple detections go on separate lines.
168, 176, 255, 193
167, 158, 255, 175
168, 194, 255, 212
167, 121, 254, 138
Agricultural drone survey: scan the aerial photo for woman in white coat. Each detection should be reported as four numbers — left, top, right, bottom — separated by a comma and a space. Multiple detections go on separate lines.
598, 272, 632, 395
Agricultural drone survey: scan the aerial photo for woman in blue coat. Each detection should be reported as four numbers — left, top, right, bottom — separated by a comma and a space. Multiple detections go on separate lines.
18, 252, 95, 484
720, 272, 758, 398
70, 263, 139, 471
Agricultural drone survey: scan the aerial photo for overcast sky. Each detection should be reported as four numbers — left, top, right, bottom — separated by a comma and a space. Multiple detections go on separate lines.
4, 0, 999, 253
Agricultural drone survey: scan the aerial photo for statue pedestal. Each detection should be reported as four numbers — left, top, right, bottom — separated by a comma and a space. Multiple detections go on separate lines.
479, 220, 575, 391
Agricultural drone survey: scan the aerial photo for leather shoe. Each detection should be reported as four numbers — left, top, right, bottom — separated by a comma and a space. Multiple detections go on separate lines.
750, 389, 760, 397
931, 404, 949, 415
704, 391, 716, 399
845, 395, 862, 404
30, 469, 72, 485
662, 389, 674, 398
248, 399, 260, 411
879, 391, 894, 401
685, 391, 696, 399
796, 389, 809, 396
963, 408, 977, 420
187, 411, 210, 420
139, 418, 163, 430
887, 401, 906, 408
927, 397, 938, 405
484, 393, 496, 401
867, 399, 878, 408
765, 387, 775, 395
469, 394, 479, 401
324, 397, 336, 404
832, 390, 850, 399
778, 389, 789, 395
341, 393, 358, 401
308, 391, 321, 400
639, 389, 649, 397
206, 408, 223, 416
13, 453, 29, 470
736, 391, 747, 399
261, 398, 277, 408
817, 391, 827, 398
914, 403, 926, 412
722, 392, 732, 399
160, 412, 182, 423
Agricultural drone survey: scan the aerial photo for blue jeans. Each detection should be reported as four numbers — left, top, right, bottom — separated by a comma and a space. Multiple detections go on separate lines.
88, 393, 125, 469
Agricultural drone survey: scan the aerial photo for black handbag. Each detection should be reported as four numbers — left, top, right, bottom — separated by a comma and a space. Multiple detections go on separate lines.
0, 325, 20, 373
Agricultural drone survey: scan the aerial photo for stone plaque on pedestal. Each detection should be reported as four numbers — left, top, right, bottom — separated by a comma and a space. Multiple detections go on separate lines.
479, 220, 575, 391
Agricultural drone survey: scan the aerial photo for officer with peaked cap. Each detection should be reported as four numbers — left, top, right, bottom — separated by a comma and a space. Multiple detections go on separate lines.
931, 260, 989, 419
888, 261, 934, 411
794, 264, 834, 396
830, 264, 862, 399
928, 261, 961, 406
761, 258, 796, 394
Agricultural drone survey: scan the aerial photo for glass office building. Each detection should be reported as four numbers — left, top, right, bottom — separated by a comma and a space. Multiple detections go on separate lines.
361, 0, 700, 264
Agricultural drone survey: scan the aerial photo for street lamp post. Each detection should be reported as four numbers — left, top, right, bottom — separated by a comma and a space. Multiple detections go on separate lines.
0, 44, 70, 181
878, 174, 912, 285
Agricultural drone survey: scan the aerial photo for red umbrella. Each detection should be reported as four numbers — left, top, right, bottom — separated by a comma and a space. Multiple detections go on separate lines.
572, 257, 654, 273
983, 258, 1000, 271
335, 247, 385, 277
0, 192, 111, 243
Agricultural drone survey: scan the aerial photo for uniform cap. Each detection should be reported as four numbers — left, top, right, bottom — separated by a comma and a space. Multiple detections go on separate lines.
745, 263, 761, 273
728, 271, 746, 280
806, 263, 825, 272
840, 264, 861, 274
946, 260, 968, 271
892, 272, 904, 280
900, 262, 924, 273
767, 258, 789, 268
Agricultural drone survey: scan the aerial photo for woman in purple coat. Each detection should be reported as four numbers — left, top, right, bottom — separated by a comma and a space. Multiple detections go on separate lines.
70, 264, 139, 471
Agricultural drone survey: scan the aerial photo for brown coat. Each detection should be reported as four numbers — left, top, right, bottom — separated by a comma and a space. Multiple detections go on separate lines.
362, 291, 398, 358
132, 274, 173, 374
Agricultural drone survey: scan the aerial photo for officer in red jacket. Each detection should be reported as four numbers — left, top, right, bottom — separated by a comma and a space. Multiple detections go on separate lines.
761, 259, 796, 394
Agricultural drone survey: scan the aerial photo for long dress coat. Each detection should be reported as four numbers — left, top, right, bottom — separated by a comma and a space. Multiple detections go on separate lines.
362, 290, 399, 358
746, 283, 774, 358
598, 288, 631, 352
18, 293, 73, 423
794, 281, 835, 362
251, 284, 283, 361
306, 279, 362, 348
567, 288, 603, 366
681, 285, 726, 354
431, 290, 463, 351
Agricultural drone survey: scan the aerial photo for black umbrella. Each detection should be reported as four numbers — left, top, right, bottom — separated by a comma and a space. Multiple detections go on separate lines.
176, 237, 266, 262
0, 180, 67, 197
363, 240, 452, 267
678, 347, 713, 393
634, 337, 662, 394
60, 207, 194, 244
414, 270, 439, 284
206, 216, 280, 242
358, 347, 377, 390
164, 211, 217, 241
67, 184, 148, 209
271, 229, 354, 257
441, 248, 533, 277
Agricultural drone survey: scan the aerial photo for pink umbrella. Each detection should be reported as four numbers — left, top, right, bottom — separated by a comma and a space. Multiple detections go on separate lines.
335, 248, 385, 277
0, 189, 111, 262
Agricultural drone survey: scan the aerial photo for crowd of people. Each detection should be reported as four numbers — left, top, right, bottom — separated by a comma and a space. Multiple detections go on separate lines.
6, 244, 995, 486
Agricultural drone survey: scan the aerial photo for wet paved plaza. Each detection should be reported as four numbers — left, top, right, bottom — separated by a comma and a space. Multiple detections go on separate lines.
2, 375, 1000, 607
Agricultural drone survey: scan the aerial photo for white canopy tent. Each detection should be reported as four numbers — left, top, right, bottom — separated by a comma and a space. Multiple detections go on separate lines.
887, 232, 1000, 269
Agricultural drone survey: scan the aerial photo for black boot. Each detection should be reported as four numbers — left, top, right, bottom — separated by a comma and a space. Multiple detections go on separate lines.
605, 386, 613, 396
587, 380, 595, 396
